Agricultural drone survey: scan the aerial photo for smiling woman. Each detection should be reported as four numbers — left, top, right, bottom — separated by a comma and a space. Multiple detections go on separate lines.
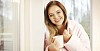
44, 1, 91, 51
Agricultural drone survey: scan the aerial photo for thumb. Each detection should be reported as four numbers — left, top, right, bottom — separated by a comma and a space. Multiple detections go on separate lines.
63, 29, 68, 34
69, 28, 72, 34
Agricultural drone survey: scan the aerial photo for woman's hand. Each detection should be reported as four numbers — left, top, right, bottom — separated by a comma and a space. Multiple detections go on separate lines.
63, 28, 72, 43
48, 38, 60, 51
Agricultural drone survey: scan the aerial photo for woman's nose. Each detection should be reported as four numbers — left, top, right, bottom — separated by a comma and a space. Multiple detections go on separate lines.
54, 14, 59, 19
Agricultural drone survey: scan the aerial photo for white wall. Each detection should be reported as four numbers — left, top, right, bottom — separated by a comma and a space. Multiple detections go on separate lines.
20, 0, 25, 51
30, 0, 44, 51
20, 0, 30, 51
92, 0, 100, 51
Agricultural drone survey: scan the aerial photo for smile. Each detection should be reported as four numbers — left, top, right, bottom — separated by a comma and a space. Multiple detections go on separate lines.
55, 17, 62, 23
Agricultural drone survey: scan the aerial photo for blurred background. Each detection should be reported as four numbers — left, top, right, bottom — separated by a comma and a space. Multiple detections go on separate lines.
0, 0, 20, 51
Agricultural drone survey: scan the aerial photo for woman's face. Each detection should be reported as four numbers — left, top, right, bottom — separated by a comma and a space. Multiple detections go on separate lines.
48, 5, 64, 27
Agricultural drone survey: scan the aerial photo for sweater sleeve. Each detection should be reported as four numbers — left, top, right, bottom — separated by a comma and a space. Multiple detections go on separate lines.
44, 27, 50, 51
64, 24, 91, 51
44, 33, 50, 51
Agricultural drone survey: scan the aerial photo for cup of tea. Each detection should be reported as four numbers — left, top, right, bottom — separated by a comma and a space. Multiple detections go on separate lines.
53, 35, 64, 48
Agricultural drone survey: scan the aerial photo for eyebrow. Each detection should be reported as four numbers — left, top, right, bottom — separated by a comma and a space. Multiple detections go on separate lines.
48, 13, 53, 16
56, 10, 60, 12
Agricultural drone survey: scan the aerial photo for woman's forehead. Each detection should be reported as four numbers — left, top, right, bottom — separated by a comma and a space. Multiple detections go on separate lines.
48, 5, 62, 13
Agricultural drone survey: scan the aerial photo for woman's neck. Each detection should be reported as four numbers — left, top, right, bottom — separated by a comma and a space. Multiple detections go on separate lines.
57, 25, 63, 29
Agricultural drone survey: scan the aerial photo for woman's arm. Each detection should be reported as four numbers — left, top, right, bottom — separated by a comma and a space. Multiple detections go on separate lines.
44, 34, 60, 51
64, 24, 91, 51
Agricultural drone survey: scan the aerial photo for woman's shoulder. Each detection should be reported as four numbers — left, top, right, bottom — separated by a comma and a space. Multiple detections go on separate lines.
68, 19, 83, 30
68, 19, 78, 27
68, 19, 80, 25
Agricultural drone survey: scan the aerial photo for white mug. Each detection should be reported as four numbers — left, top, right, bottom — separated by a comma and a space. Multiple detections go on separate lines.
53, 35, 64, 48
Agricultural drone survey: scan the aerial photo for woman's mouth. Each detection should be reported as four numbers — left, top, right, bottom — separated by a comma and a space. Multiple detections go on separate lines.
55, 17, 62, 23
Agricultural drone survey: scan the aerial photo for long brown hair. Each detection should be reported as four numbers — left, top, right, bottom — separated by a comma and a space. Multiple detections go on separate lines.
44, 1, 68, 40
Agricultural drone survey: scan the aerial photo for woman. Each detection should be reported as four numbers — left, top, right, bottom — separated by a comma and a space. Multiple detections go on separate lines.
44, 1, 91, 51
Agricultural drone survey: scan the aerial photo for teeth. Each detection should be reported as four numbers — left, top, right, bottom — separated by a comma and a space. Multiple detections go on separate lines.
56, 19, 59, 21
55, 18, 60, 22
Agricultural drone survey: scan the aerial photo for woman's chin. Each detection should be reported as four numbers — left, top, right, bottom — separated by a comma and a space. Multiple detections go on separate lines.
55, 23, 63, 26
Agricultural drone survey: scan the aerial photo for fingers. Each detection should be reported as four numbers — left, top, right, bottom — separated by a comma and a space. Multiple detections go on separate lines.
63, 28, 72, 35
50, 39, 60, 51
63, 28, 72, 43
50, 38, 60, 47
49, 43, 60, 51
63, 29, 68, 35
51, 38, 59, 45
50, 38, 55, 43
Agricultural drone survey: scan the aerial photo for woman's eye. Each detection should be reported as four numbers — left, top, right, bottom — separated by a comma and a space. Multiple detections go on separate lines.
57, 11, 60, 14
49, 14, 53, 17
